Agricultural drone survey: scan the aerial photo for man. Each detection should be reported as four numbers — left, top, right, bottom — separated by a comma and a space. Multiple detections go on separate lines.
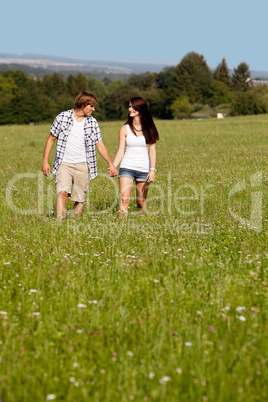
42, 91, 118, 218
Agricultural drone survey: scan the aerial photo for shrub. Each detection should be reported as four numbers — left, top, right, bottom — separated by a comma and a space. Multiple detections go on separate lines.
230, 90, 267, 116
171, 96, 192, 119
191, 105, 216, 119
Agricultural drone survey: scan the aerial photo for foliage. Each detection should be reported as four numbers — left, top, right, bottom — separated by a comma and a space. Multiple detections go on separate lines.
231, 62, 251, 91
173, 52, 212, 104
213, 58, 231, 86
191, 104, 216, 119
209, 79, 234, 106
171, 96, 192, 119
0, 53, 268, 124
230, 89, 268, 116
0, 116, 268, 401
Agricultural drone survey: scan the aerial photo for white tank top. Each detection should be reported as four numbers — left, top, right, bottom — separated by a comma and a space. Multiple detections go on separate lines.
120, 124, 150, 172
63, 117, 87, 163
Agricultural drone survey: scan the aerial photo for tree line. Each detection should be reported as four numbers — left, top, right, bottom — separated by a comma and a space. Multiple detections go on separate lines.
0, 52, 268, 124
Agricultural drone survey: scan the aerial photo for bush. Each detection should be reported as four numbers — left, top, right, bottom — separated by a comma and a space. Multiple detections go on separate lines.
191, 105, 216, 119
215, 104, 231, 117
171, 96, 192, 119
230, 90, 267, 116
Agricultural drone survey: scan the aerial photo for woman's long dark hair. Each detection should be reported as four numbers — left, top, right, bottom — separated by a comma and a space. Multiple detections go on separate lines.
126, 97, 159, 144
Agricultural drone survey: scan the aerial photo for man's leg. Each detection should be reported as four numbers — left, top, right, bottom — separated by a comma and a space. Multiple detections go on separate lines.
56, 191, 69, 219
72, 202, 84, 216
70, 162, 88, 216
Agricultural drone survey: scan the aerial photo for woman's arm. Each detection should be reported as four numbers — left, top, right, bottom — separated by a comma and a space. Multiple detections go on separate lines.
113, 125, 127, 168
147, 143, 156, 183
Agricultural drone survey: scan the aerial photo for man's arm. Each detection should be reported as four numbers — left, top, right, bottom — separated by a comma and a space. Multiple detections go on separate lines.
42, 134, 57, 176
96, 140, 118, 176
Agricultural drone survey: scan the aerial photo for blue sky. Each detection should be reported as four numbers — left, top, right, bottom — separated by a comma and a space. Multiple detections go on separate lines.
1, 0, 267, 71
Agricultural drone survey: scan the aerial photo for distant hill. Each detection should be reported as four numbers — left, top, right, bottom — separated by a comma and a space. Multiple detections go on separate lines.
0, 53, 267, 80
0, 53, 170, 75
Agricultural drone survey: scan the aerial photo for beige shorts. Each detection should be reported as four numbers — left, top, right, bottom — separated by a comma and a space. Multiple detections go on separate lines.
55, 162, 89, 203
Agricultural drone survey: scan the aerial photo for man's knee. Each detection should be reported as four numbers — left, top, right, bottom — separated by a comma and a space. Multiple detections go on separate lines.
57, 190, 69, 199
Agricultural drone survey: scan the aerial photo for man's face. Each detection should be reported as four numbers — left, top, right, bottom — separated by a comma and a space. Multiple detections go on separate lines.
83, 104, 95, 116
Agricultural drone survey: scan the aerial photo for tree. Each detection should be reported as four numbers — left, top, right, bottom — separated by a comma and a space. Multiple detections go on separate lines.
107, 78, 123, 93
173, 52, 212, 104
213, 58, 230, 86
104, 84, 141, 120
209, 79, 234, 106
0, 75, 17, 94
75, 73, 89, 92
127, 72, 158, 91
67, 74, 78, 97
231, 62, 251, 91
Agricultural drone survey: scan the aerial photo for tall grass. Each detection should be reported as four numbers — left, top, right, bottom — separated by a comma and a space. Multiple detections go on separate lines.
0, 115, 268, 401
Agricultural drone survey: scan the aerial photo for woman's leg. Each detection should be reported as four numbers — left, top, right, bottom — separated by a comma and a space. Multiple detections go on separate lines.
136, 181, 149, 213
119, 177, 134, 216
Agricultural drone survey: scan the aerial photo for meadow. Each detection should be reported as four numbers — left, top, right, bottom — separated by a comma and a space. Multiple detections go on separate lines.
0, 115, 268, 401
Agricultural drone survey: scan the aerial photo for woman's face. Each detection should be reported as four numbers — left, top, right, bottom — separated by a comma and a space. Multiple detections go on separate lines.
129, 103, 139, 118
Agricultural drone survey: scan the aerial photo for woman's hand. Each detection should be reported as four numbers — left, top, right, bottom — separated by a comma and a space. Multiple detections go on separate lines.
147, 170, 155, 183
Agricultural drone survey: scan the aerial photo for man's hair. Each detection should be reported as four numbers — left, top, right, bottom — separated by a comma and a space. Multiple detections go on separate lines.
75, 91, 97, 109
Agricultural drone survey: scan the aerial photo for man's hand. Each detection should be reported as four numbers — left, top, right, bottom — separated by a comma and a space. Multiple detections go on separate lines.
42, 161, 51, 176
108, 163, 118, 177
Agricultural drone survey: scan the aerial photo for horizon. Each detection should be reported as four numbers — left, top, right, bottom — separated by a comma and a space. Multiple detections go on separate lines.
1, 0, 267, 71
1, 52, 268, 78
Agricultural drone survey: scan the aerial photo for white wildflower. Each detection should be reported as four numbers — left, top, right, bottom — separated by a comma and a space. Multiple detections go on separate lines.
73, 362, 79, 368
176, 368, 182, 374
159, 376, 171, 384
236, 315, 246, 322
29, 289, 38, 294
88, 300, 98, 304
77, 304, 87, 308
127, 351, 134, 357
148, 372, 155, 379
69, 377, 76, 383
185, 342, 193, 347
0, 311, 7, 315
46, 395, 56, 401
196, 310, 202, 315
32, 312, 40, 316
154, 279, 159, 283
236, 306, 246, 313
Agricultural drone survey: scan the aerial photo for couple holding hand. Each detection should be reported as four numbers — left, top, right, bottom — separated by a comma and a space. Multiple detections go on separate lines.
42, 92, 159, 218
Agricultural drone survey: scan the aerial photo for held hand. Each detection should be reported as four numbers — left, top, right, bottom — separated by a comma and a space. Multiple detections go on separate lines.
147, 170, 155, 183
108, 164, 118, 177
42, 161, 51, 177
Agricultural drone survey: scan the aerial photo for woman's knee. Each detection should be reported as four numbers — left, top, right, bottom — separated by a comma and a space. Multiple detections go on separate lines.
120, 196, 131, 208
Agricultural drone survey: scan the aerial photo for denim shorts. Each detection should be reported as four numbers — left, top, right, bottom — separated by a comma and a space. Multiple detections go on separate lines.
118, 168, 149, 182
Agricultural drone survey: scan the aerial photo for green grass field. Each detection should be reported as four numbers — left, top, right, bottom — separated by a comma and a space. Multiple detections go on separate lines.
0, 115, 268, 401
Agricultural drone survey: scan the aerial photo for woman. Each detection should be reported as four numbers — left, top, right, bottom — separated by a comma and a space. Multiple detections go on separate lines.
113, 97, 159, 216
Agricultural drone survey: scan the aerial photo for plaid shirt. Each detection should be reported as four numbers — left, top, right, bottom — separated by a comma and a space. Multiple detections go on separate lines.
50, 109, 103, 180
